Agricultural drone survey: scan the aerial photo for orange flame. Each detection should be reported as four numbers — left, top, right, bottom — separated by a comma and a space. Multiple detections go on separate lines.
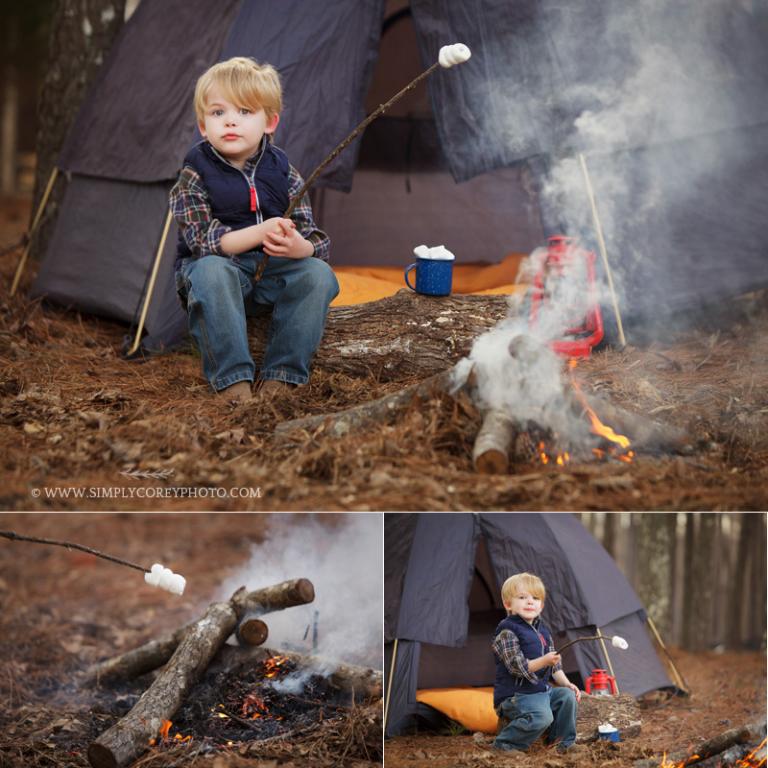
737, 738, 767, 768
538, 441, 570, 467
242, 693, 270, 719
569, 359, 633, 461
264, 654, 290, 679
159, 720, 172, 741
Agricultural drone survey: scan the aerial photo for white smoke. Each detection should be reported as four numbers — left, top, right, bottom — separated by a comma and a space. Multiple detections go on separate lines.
216, 514, 383, 686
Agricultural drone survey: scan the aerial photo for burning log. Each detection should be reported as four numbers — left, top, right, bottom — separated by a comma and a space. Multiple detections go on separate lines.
88, 600, 237, 768
250, 291, 510, 382
86, 578, 314, 684
215, 645, 383, 702
473, 409, 517, 474
633, 721, 766, 768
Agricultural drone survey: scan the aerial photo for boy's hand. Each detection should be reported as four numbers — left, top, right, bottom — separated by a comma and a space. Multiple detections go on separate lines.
263, 218, 313, 259
566, 681, 582, 702
542, 651, 561, 667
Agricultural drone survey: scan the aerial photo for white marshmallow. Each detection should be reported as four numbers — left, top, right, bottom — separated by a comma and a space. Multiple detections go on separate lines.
144, 563, 186, 596
611, 635, 629, 650
438, 43, 472, 68
415, 244, 456, 261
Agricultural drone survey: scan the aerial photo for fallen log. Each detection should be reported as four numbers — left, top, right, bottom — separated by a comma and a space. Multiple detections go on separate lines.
275, 367, 460, 442
87, 601, 236, 768
215, 644, 383, 702
633, 720, 766, 768
86, 578, 314, 684
249, 289, 510, 382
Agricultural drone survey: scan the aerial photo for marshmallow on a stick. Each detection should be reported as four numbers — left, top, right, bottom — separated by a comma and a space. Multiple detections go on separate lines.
439, 43, 471, 68
144, 563, 186, 595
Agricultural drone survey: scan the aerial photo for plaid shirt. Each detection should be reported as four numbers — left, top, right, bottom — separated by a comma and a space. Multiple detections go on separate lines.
169, 147, 330, 262
492, 621, 562, 685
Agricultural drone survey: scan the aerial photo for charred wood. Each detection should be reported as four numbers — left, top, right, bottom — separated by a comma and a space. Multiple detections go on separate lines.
633, 720, 766, 768
87, 601, 237, 768
87, 579, 314, 684
216, 645, 383, 702
249, 290, 509, 382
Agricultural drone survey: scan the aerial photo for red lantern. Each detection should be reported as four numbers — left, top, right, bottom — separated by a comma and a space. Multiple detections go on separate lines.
585, 668, 618, 696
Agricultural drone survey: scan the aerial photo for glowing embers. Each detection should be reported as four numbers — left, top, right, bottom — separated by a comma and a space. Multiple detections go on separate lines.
569, 359, 634, 463
263, 654, 291, 679
537, 441, 570, 467
659, 738, 767, 768
148, 719, 192, 747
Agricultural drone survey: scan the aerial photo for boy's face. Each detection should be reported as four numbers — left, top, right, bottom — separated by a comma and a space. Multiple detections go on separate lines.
199, 86, 279, 168
504, 590, 543, 622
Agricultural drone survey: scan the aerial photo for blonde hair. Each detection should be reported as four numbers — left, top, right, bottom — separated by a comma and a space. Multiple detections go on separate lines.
194, 57, 282, 123
501, 572, 546, 609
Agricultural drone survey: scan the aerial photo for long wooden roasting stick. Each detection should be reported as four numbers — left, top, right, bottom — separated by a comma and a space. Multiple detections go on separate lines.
0, 530, 186, 595
557, 634, 629, 655
252, 42, 472, 282
86, 579, 315, 684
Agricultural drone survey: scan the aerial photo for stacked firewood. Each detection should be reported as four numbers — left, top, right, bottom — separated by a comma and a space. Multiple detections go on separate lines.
85, 578, 382, 768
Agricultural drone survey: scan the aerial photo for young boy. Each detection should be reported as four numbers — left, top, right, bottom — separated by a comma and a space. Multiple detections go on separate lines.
492, 572, 581, 753
170, 57, 339, 402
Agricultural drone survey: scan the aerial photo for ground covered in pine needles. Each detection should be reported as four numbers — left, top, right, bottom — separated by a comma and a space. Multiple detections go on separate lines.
0, 513, 383, 768
385, 649, 766, 768
2, 196, 768, 510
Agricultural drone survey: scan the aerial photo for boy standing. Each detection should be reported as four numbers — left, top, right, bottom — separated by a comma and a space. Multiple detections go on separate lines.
170, 57, 339, 402
492, 572, 581, 753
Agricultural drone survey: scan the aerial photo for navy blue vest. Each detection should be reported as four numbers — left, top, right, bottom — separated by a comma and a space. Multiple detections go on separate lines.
175, 138, 290, 263
493, 614, 554, 708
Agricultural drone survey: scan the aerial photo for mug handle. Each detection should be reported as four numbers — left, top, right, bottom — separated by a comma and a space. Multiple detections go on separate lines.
404, 262, 418, 291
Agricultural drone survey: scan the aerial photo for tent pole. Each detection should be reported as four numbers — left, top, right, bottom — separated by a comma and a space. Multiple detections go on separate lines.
10, 166, 59, 296
595, 627, 619, 693
577, 153, 627, 348
383, 638, 399, 733
125, 207, 174, 357
646, 616, 689, 693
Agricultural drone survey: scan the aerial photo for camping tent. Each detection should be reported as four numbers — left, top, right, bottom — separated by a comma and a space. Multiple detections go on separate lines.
30, 0, 768, 355
384, 512, 680, 737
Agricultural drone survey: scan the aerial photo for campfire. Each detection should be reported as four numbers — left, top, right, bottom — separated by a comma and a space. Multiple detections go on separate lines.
85, 577, 383, 768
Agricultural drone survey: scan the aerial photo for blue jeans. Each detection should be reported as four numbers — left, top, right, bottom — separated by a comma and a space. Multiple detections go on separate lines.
494, 687, 577, 752
177, 253, 339, 390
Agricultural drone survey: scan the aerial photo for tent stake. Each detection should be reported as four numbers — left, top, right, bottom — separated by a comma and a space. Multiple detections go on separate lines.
10, 166, 59, 296
646, 616, 689, 693
577, 153, 627, 348
125, 207, 174, 357
383, 638, 399, 733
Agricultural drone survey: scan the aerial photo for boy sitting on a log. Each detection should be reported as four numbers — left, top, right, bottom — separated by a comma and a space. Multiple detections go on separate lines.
170, 57, 339, 403
492, 572, 581, 753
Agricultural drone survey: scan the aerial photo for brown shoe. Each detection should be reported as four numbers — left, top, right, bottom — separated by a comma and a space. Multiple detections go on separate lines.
219, 380, 253, 403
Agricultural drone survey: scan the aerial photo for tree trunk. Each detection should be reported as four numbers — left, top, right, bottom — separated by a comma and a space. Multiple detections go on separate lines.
250, 290, 509, 382
727, 515, 748, 648
682, 513, 696, 649
31, 0, 126, 261
87, 579, 315, 684
634, 513, 676, 639
602, 512, 618, 559
747, 513, 767, 648
687, 514, 717, 651
88, 601, 237, 768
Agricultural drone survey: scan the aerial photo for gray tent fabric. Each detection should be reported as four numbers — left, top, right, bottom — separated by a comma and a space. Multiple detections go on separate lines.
58, 0, 241, 182
411, 0, 768, 181
385, 512, 676, 737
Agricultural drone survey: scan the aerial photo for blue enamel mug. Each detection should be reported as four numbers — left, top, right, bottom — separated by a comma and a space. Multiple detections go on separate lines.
404, 245, 455, 296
